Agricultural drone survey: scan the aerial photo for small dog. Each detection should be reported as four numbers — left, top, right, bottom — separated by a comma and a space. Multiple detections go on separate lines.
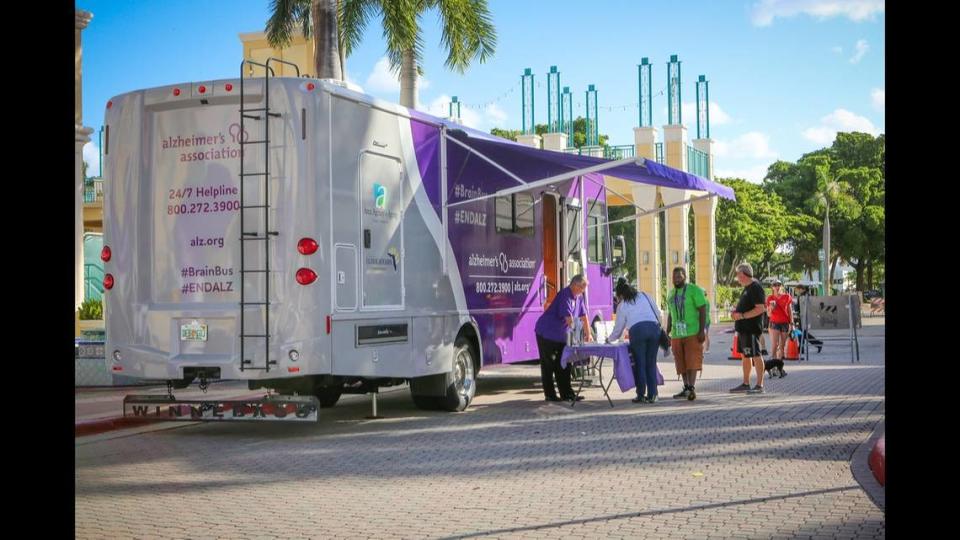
764, 358, 787, 378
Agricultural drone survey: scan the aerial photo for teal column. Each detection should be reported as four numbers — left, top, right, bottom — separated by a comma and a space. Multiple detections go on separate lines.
547, 66, 561, 133
585, 84, 598, 146
696, 75, 710, 139
449, 96, 461, 122
521, 68, 535, 135
667, 54, 682, 125
638, 57, 652, 128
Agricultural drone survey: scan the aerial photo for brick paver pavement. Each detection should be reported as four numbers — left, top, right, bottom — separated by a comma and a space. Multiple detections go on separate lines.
76, 321, 884, 539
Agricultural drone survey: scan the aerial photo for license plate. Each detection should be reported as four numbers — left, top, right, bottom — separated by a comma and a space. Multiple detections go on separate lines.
180, 321, 208, 342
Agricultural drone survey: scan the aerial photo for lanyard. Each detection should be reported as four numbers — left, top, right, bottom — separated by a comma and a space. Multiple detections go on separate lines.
673, 285, 687, 320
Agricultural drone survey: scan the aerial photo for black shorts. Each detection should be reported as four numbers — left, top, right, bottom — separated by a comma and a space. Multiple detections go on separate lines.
770, 322, 790, 332
737, 332, 763, 358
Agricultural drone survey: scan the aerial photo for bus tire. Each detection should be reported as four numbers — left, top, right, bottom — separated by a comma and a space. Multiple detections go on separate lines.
410, 337, 477, 412
314, 385, 343, 408
439, 338, 477, 412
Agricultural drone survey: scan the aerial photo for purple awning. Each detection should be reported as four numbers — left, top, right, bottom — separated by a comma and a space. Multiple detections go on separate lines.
408, 110, 735, 201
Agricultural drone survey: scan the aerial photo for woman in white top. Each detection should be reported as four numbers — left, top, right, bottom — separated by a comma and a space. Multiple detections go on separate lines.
607, 279, 664, 403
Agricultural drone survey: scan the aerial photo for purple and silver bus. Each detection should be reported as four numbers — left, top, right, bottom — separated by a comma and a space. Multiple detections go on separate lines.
102, 72, 733, 417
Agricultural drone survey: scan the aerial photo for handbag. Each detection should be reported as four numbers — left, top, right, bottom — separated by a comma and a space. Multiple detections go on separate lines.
641, 292, 671, 355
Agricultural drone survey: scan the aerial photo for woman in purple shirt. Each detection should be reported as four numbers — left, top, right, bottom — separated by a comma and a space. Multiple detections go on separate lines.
535, 274, 593, 402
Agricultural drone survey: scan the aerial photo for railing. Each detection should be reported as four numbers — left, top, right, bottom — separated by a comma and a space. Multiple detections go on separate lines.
84, 178, 104, 203
561, 145, 623, 159
84, 263, 104, 300
687, 145, 710, 178
603, 145, 635, 160
655, 142, 664, 164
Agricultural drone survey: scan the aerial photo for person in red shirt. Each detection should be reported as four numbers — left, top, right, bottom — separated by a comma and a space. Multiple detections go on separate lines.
765, 279, 795, 361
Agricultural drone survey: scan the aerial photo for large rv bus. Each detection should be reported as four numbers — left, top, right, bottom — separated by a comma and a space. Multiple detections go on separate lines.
102, 66, 733, 417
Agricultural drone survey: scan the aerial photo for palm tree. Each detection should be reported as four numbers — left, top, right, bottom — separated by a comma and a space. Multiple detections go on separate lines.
266, 0, 344, 80
810, 164, 841, 295
340, 0, 496, 109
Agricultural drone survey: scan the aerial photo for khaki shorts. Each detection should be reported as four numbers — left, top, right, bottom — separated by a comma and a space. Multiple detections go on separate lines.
672, 335, 703, 373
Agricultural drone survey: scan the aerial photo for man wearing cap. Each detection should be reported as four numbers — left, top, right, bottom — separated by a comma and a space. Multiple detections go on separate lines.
766, 279, 795, 363
729, 263, 767, 394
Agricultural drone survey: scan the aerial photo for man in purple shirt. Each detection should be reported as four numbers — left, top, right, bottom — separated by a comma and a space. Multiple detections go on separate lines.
535, 274, 594, 402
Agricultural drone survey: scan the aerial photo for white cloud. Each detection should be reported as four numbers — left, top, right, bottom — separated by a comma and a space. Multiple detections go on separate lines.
751, 0, 885, 26
681, 101, 732, 126
484, 103, 508, 127
363, 56, 429, 94
714, 164, 771, 184
801, 127, 838, 145
82, 142, 100, 177
802, 108, 880, 144
849, 39, 869, 63
713, 132, 777, 160
871, 88, 884, 110
364, 57, 398, 93
425, 94, 509, 132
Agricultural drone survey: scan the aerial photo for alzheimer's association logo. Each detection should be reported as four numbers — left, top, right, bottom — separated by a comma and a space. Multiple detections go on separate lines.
373, 183, 387, 209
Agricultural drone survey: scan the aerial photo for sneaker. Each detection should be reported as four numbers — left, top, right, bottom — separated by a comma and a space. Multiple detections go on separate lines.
729, 383, 751, 393
631, 396, 645, 404
687, 387, 696, 401
646, 395, 658, 403
747, 385, 765, 394
673, 386, 691, 399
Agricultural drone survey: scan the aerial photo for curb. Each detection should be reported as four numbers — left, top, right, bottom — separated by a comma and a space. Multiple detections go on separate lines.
850, 417, 885, 511
869, 435, 885, 486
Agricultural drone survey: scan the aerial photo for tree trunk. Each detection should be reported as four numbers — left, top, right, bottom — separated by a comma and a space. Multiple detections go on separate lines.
337, 0, 346, 77
855, 258, 865, 292
313, 0, 343, 80
399, 48, 418, 110
726, 253, 739, 285
867, 259, 874, 289
829, 256, 839, 294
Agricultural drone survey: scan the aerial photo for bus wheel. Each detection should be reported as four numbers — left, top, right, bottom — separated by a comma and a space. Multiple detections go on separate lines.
314, 385, 343, 408
440, 338, 477, 412
410, 337, 477, 412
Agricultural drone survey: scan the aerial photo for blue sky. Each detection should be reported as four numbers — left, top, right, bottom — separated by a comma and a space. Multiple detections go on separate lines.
79, 0, 884, 182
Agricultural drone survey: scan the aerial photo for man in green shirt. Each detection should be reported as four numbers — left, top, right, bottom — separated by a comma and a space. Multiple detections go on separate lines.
666, 267, 707, 401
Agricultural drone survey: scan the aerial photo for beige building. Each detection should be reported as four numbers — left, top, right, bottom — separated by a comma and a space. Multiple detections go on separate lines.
239, 32, 314, 77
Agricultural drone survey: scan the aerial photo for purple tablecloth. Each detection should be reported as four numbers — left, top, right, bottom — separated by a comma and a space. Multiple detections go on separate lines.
560, 343, 664, 393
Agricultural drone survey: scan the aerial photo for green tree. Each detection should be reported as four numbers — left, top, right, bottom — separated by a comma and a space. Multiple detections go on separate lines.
715, 177, 813, 284
490, 117, 607, 148
763, 132, 885, 290
829, 133, 885, 289
490, 127, 521, 141
571, 117, 609, 148
340, 0, 497, 109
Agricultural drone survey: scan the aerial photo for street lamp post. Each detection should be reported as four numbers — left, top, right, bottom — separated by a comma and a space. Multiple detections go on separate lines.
822, 203, 831, 296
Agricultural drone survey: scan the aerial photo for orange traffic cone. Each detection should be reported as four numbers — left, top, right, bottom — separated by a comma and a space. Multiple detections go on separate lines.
728, 334, 742, 360
785, 337, 800, 360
